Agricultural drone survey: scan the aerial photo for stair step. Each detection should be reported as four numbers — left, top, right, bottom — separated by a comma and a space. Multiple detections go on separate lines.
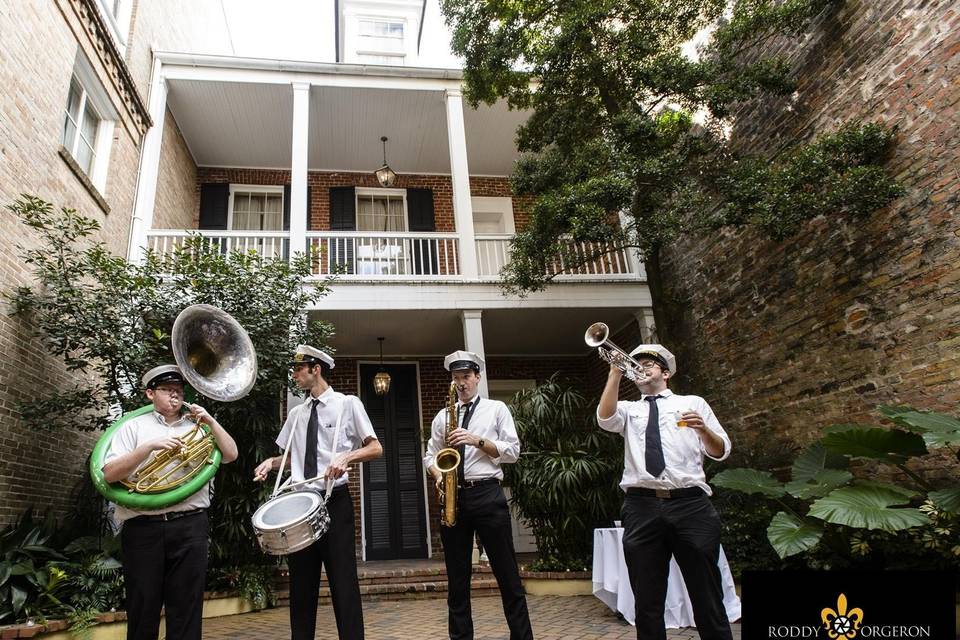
274, 578, 501, 606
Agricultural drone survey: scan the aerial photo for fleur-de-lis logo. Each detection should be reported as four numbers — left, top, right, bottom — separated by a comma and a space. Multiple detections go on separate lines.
821, 593, 864, 639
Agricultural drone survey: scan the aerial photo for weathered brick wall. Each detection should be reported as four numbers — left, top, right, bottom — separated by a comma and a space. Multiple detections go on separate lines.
0, 0, 156, 524
194, 168, 522, 232
657, 0, 960, 451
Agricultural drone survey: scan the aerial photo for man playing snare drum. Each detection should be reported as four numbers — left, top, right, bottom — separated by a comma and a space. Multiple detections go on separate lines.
253, 345, 382, 640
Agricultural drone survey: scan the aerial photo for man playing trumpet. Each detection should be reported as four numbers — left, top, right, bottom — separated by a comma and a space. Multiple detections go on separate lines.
597, 344, 733, 640
423, 350, 533, 640
101, 364, 238, 640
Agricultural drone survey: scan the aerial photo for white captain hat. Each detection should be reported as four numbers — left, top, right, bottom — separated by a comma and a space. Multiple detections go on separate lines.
443, 350, 484, 373
142, 364, 185, 389
629, 344, 677, 375
288, 344, 335, 369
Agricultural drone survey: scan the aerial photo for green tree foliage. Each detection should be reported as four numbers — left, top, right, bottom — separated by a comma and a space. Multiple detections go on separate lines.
712, 406, 960, 568
8, 194, 335, 593
441, 0, 904, 335
505, 375, 623, 570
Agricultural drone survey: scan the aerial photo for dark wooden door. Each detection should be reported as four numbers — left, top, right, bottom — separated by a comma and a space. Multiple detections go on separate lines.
361, 363, 428, 559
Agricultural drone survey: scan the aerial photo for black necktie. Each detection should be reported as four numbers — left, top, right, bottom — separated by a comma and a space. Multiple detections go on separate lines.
644, 395, 665, 478
457, 400, 476, 485
304, 398, 320, 480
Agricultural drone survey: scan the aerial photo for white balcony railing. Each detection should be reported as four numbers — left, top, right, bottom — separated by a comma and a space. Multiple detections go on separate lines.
476, 234, 638, 280
307, 231, 460, 279
146, 230, 290, 260
144, 230, 640, 282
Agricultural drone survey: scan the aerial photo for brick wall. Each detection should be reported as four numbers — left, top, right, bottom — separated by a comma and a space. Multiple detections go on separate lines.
152, 108, 197, 230
656, 0, 960, 451
194, 168, 523, 232
0, 0, 157, 525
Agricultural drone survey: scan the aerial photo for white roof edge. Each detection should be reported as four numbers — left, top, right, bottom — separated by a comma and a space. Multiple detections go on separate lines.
154, 51, 465, 81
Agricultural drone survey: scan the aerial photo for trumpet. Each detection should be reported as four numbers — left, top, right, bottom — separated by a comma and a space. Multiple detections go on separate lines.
585, 322, 648, 382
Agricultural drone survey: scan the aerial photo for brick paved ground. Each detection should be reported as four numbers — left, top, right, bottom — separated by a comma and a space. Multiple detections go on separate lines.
202, 594, 742, 639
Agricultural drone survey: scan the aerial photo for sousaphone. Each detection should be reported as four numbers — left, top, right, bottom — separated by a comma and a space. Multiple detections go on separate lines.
89, 305, 257, 510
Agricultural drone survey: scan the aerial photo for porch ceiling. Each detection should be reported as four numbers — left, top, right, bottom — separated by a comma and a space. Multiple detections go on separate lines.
165, 79, 529, 176
314, 307, 639, 358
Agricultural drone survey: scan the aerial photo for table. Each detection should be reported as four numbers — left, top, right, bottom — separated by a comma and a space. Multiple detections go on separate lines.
592, 527, 741, 628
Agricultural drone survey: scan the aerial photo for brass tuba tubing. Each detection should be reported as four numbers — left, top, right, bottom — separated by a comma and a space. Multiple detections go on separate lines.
585, 322, 647, 381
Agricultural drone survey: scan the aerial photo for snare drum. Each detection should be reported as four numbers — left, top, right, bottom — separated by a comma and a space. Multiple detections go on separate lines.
252, 490, 330, 555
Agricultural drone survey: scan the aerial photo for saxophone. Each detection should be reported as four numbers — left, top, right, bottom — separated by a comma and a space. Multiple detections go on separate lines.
435, 381, 462, 527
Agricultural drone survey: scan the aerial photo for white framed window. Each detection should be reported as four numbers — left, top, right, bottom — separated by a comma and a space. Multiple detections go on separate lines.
356, 188, 407, 232
228, 185, 285, 231
355, 17, 406, 65
95, 0, 133, 55
471, 196, 516, 234
61, 53, 117, 193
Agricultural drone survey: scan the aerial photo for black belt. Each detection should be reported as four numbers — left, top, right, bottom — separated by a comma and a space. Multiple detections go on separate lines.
460, 478, 500, 489
627, 487, 704, 499
128, 508, 206, 522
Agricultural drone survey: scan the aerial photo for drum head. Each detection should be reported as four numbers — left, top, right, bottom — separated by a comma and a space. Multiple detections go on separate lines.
253, 491, 323, 529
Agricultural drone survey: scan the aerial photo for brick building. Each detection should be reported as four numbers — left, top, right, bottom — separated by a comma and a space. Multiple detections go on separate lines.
1, 0, 653, 560
657, 0, 959, 453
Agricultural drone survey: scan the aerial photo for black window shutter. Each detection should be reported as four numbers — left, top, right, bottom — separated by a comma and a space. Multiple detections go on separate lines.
329, 187, 356, 230
198, 183, 229, 230
283, 184, 291, 231
329, 187, 355, 274
406, 188, 437, 275
406, 188, 435, 231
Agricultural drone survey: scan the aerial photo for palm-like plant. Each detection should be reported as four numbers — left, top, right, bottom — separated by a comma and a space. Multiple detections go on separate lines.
505, 375, 622, 570
713, 405, 960, 561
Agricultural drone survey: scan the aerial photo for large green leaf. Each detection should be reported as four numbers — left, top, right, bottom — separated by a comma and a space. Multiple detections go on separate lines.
0, 562, 9, 587
808, 485, 930, 531
10, 584, 26, 615
791, 441, 847, 482
928, 487, 960, 514
821, 426, 927, 462
767, 512, 823, 559
877, 405, 960, 448
785, 469, 853, 499
712, 468, 785, 497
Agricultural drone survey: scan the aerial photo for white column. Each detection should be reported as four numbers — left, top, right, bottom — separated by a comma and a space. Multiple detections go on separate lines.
619, 210, 645, 278
635, 308, 657, 343
127, 57, 167, 262
289, 82, 311, 260
461, 309, 488, 398
445, 89, 479, 279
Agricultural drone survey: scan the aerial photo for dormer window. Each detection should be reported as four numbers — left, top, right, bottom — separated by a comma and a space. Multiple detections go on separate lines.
356, 18, 406, 65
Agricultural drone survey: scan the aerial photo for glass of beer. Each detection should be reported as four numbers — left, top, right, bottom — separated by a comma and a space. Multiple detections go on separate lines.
674, 410, 689, 427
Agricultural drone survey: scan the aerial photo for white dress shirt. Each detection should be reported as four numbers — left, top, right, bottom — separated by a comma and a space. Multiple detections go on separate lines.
597, 389, 731, 494
276, 387, 377, 490
423, 394, 521, 481
105, 410, 212, 523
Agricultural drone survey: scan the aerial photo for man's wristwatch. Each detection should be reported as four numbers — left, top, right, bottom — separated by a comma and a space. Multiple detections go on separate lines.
476, 438, 485, 448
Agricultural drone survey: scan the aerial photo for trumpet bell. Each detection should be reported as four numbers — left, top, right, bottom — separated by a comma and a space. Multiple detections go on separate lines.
172, 304, 258, 402
585, 322, 609, 347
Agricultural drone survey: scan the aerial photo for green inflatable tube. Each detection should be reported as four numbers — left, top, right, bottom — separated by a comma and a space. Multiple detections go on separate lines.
89, 404, 222, 510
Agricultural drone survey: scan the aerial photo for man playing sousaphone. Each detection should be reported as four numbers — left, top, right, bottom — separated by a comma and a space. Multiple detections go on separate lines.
253, 345, 382, 640
101, 364, 238, 640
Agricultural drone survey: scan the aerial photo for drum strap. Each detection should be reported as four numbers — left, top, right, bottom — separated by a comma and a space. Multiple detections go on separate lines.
272, 396, 346, 503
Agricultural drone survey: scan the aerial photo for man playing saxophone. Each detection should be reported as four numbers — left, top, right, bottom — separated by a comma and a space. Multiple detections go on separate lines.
101, 364, 238, 640
423, 350, 533, 640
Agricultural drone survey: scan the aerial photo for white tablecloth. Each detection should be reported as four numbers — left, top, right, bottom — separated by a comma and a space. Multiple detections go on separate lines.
592, 527, 741, 628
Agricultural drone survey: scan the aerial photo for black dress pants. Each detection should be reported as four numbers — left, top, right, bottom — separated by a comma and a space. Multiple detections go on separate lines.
440, 482, 533, 640
288, 486, 364, 640
620, 492, 732, 640
120, 510, 209, 640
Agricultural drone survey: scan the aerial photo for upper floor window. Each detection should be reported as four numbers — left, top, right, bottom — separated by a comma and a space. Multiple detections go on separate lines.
62, 77, 102, 177
229, 186, 284, 231
357, 189, 407, 232
61, 52, 117, 194
95, 0, 133, 54
355, 18, 406, 65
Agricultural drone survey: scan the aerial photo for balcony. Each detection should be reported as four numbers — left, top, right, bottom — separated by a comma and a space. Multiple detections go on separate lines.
144, 229, 643, 283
